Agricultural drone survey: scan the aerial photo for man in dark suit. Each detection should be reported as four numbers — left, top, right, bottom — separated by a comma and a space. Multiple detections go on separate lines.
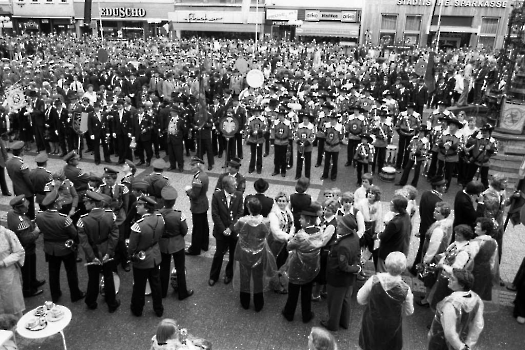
29, 153, 53, 211
215, 157, 246, 194
36, 189, 85, 303
88, 103, 111, 165
244, 178, 274, 217
453, 181, 484, 237
113, 99, 132, 164
50, 99, 70, 157
413, 78, 429, 115
27, 90, 47, 152
208, 176, 244, 286
6, 141, 35, 219
185, 157, 210, 256
230, 97, 247, 159
132, 105, 153, 166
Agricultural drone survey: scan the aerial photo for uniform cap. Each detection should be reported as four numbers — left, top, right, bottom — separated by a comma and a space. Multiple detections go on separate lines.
300, 205, 320, 217
84, 190, 104, 202
152, 159, 167, 170
11, 141, 24, 150
136, 195, 157, 206
406, 102, 416, 109
88, 172, 103, 183
63, 151, 78, 162
125, 159, 136, 171
228, 157, 241, 168
161, 186, 178, 200
361, 134, 373, 143
431, 176, 446, 186
132, 179, 149, 192
35, 153, 48, 163
9, 195, 26, 207
481, 123, 494, 132
104, 166, 119, 175
42, 189, 59, 207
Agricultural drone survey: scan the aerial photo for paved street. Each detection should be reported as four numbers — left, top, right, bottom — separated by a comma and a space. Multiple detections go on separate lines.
2, 144, 524, 350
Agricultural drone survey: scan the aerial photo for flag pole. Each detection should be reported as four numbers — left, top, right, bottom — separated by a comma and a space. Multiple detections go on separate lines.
435, 0, 445, 53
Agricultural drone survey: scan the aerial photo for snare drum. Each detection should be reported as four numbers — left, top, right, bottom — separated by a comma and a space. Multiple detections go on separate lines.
380, 166, 396, 182
386, 145, 398, 165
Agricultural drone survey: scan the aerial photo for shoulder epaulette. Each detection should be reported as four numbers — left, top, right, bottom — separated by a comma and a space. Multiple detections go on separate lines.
59, 213, 68, 217
131, 222, 141, 232
80, 213, 88, 217
77, 218, 84, 228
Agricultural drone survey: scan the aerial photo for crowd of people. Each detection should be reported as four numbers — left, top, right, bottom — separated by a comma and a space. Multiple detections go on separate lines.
0, 33, 523, 350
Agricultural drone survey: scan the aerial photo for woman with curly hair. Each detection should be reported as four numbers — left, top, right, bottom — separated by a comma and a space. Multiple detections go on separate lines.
470, 217, 499, 301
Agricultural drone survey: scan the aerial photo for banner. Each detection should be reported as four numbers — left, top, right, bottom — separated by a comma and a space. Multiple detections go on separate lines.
84, 0, 93, 24
499, 101, 525, 134
5, 86, 26, 112
425, 51, 435, 94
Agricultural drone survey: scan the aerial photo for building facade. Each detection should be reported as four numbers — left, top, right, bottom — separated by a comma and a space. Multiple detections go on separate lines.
361, 0, 513, 50
12, 0, 76, 35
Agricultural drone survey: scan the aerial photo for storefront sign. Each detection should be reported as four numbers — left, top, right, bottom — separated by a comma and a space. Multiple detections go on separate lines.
320, 11, 342, 21
266, 9, 298, 21
396, 0, 508, 7
100, 7, 146, 18
169, 10, 261, 23
341, 11, 358, 23
305, 10, 320, 22
24, 20, 39, 30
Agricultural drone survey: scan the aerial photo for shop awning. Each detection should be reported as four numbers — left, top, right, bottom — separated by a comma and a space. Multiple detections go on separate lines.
171, 22, 262, 33
296, 22, 359, 38
12, 16, 72, 19
429, 25, 478, 33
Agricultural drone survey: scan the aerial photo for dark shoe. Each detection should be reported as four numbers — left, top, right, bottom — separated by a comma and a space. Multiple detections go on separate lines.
87, 303, 98, 310
136, 161, 145, 166
312, 296, 321, 302
179, 289, 194, 301
130, 306, 142, 317
208, 279, 216, 287
507, 283, 517, 292
58, 153, 66, 158
331, 177, 336, 181
416, 299, 430, 307
33, 279, 46, 288
223, 276, 232, 285
257, 170, 261, 174
281, 172, 286, 177
320, 176, 328, 180
320, 320, 336, 331
178, 168, 184, 173
105, 160, 112, 164
24, 289, 43, 298
156, 154, 160, 159
2, 192, 12, 196
72, 291, 86, 302
208, 166, 213, 171
345, 162, 351, 167
294, 176, 300, 180
303, 312, 315, 323
249, 169, 254, 174
122, 262, 131, 272
155, 309, 164, 317
95, 161, 100, 165
167, 167, 175, 171
76, 257, 83, 263
108, 299, 121, 313
315, 163, 321, 167
263, 153, 268, 157
218, 154, 223, 158
185, 249, 200, 256
356, 274, 366, 281
281, 309, 293, 322
271, 172, 279, 176
145, 162, 150, 167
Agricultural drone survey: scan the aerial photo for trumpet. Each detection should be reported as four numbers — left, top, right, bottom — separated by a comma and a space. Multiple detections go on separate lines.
131, 251, 146, 261
65, 239, 77, 251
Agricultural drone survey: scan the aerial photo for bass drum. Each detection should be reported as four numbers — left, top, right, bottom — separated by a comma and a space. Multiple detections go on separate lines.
380, 166, 396, 182
100, 272, 121, 296
246, 69, 264, 88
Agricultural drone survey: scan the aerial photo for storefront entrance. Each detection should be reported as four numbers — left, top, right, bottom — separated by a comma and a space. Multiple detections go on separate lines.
428, 32, 472, 49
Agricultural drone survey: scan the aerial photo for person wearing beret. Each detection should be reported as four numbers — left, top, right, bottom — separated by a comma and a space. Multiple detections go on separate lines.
128, 195, 165, 317
185, 157, 210, 255
158, 186, 193, 300
208, 176, 244, 286
29, 153, 53, 211
215, 157, 246, 194
243, 178, 274, 218
0, 136, 12, 196
7, 195, 44, 297
88, 103, 111, 165
78, 190, 121, 312
6, 141, 35, 219
36, 190, 85, 303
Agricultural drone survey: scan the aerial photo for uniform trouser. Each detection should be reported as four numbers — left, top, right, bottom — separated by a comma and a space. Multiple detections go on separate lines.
239, 263, 264, 311
66, 130, 76, 155
436, 160, 455, 188
347, 139, 359, 164
0, 166, 9, 194
92, 137, 110, 163
85, 260, 118, 309
117, 135, 131, 163
197, 138, 214, 167
249, 143, 263, 172
114, 225, 129, 267
398, 159, 424, 187
264, 131, 271, 155
21, 252, 38, 294
356, 162, 369, 185
287, 140, 294, 168
167, 139, 184, 169
296, 151, 312, 178
188, 212, 209, 253
467, 164, 489, 189
473, 82, 484, 104
24, 195, 35, 220
209, 236, 237, 282
458, 156, 468, 186
58, 129, 68, 154
46, 252, 83, 302
183, 134, 195, 154
137, 140, 153, 163
218, 134, 227, 156
427, 151, 439, 178
396, 135, 411, 169
130, 264, 163, 315
152, 131, 161, 155
274, 144, 288, 174
33, 124, 47, 152
283, 281, 314, 322
322, 151, 339, 180
160, 250, 189, 299
326, 284, 353, 331
228, 133, 243, 160
212, 131, 219, 155
316, 138, 325, 165
411, 232, 426, 273
372, 147, 386, 173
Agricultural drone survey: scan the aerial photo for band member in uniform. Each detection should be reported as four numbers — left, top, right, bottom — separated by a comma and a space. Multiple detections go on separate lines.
121, 159, 136, 192
230, 97, 247, 160
246, 105, 267, 174
215, 157, 246, 194
294, 111, 316, 180
165, 108, 187, 172
185, 157, 210, 256
63, 151, 90, 217
6, 141, 35, 219
78, 190, 121, 312
271, 107, 293, 177
322, 114, 344, 181
395, 102, 421, 171
427, 117, 447, 179
208, 176, 244, 286
371, 110, 393, 175
466, 123, 498, 188
132, 104, 154, 167
128, 195, 165, 317
195, 101, 215, 171
345, 105, 366, 167
158, 186, 194, 300
51, 99, 69, 157
44, 170, 79, 218
315, 102, 333, 167
88, 103, 111, 165
7, 195, 44, 297
437, 115, 464, 191
36, 189, 85, 303
396, 126, 430, 187
113, 99, 132, 165
355, 134, 375, 186
29, 153, 53, 211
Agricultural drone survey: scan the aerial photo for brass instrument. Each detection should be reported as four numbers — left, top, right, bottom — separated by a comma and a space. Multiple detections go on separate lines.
415, 263, 438, 279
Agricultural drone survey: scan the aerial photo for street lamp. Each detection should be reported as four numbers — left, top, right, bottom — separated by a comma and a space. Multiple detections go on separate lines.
0, 16, 10, 36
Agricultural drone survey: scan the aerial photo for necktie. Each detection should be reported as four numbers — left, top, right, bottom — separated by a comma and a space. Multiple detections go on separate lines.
109, 186, 113, 198
226, 194, 230, 207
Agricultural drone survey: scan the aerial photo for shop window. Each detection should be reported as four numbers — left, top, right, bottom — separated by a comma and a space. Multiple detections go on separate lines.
404, 34, 419, 46
381, 15, 397, 31
480, 17, 499, 35
380, 33, 395, 45
405, 15, 421, 32
431, 16, 473, 27
478, 36, 495, 50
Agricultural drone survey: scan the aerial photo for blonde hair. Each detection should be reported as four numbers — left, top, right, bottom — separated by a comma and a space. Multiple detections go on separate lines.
310, 327, 338, 350
155, 318, 178, 344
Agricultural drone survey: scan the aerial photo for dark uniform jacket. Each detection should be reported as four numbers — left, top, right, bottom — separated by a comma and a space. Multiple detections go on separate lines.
128, 212, 165, 269
379, 213, 411, 260
188, 170, 209, 214
243, 193, 274, 217
6, 156, 34, 197
326, 229, 361, 287
212, 190, 244, 240
64, 164, 90, 195
144, 172, 169, 209
36, 210, 77, 257
7, 209, 39, 254
29, 167, 53, 204
159, 208, 188, 254
78, 208, 119, 262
